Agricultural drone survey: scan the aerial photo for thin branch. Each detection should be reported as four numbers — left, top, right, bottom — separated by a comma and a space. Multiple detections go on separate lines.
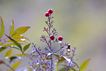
4, 62, 15, 71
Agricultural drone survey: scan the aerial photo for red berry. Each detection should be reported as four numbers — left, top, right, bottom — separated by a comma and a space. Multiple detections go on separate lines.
45, 12, 50, 17
48, 9, 53, 14
0, 60, 4, 64
58, 36, 63, 41
50, 35, 55, 40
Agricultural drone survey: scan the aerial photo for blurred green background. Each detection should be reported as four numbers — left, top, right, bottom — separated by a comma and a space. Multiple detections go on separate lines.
0, 0, 106, 71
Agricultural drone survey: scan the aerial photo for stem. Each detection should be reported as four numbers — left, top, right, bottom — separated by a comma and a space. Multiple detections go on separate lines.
48, 16, 53, 71
4, 63, 15, 71
32, 43, 43, 59
21, 49, 24, 55
48, 16, 51, 36
44, 38, 51, 50
50, 55, 53, 71
54, 47, 63, 53
73, 62, 80, 71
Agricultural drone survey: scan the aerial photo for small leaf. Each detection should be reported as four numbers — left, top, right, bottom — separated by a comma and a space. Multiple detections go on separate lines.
0, 17, 5, 38
0, 42, 3, 45
54, 54, 65, 63
80, 59, 90, 71
15, 53, 28, 57
56, 56, 65, 71
5, 34, 22, 51
69, 68, 76, 71
12, 34, 23, 38
59, 68, 65, 71
54, 54, 65, 71
11, 46, 20, 50
4, 49, 13, 57
12, 34, 26, 42
14, 26, 30, 35
8, 34, 27, 42
2, 43, 15, 47
0, 47, 6, 52
23, 43, 30, 52
26, 67, 33, 71
10, 20, 14, 36
8, 61, 21, 71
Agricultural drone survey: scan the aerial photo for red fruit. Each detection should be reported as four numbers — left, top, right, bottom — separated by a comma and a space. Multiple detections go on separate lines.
50, 35, 55, 40
48, 9, 53, 14
0, 60, 4, 64
58, 36, 63, 41
45, 12, 50, 17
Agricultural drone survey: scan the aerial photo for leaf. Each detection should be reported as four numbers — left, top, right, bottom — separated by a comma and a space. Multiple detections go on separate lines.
56, 57, 65, 71
2, 43, 20, 50
26, 67, 33, 71
0, 47, 6, 52
8, 61, 21, 71
11, 46, 20, 50
69, 68, 76, 71
8, 34, 27, 43
0, 17, 5, 38
15, 53, 28, 57
2, 43, 15, 47
54, 54, 65, 71
5, 34, 22, 51
80, 59, 90, 71
14, 26, 30, 35
12, 34, 26, 42
0, 42, 3, 45
12, 34, 24, 39
10, 20, 14, 36
23, 43, 30, 52
54, 54, 65, 63
4, 49, 13, 57
59, 68, 65, 71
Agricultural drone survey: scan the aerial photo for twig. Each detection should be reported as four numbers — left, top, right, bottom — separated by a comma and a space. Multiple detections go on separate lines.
4, 62, 15, 71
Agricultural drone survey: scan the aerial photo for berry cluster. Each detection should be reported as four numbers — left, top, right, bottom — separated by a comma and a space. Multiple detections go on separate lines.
50, 35, 63, 41
45, 9, 53, 17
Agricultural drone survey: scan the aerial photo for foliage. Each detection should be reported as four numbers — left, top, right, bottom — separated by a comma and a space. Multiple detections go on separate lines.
0, 9, 90, 71
80, 59, 90, 71
0, 17, 5, 38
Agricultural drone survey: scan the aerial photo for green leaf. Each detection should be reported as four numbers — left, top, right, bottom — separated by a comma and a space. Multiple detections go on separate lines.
54, 54, 65, 63
0, 17, 5, 38
80, 59, 90, 71
0, 47, 6, 52
10, 20, 14, 36
4, 49, 13, 57
26, 67, 33, 71
59, 68, 65, 71
14, 26, 30, 35
54, 54, 65, 71
8, 61, 21, 71
0, 42, 3, 45
69, 68, 76, 71
23, 43, 30, 52
2, 43, 15, 47
12, 34, 26, 42
11, 46, 20, 50
15, 53, 28, 57
5, 34, 22, 51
